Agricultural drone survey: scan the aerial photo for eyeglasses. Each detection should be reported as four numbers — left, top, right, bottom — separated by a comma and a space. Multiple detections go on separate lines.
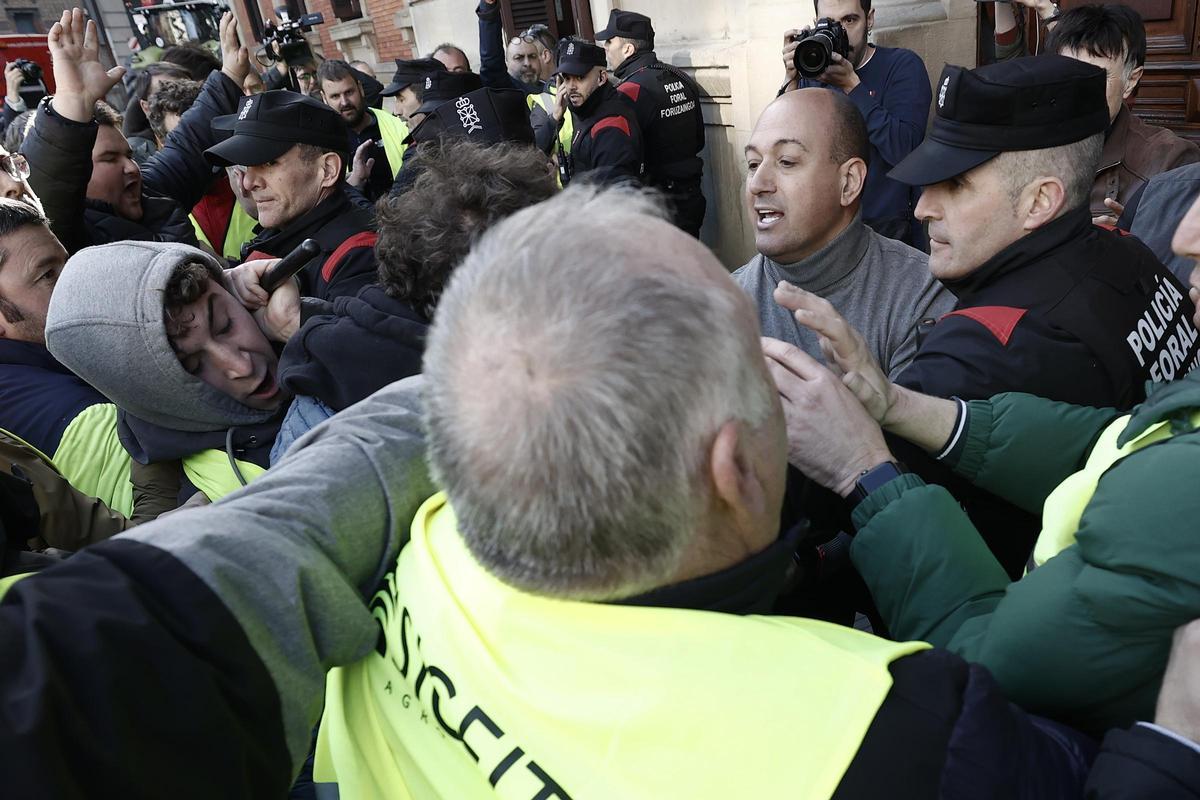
1, 153, 29, 182
512, 24, 555, 50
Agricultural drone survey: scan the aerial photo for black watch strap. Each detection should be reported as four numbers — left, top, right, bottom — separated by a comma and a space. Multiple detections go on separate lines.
846, 461, 908, 512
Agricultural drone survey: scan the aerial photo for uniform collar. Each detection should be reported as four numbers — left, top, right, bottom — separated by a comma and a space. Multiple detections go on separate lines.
613, 524, 802, 615
573, 80, 617, 120
761, 214, 871, 295
940, 205, 1093, 299
614, 50, 657, 80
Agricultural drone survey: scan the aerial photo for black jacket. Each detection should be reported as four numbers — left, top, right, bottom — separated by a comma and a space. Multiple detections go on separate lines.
612, 51, 704, 187
899, 207, 1199, 408
22, 101, 198, 255
1086, 725, 1200, 798
278, 285, 427, 412
240, 188, 377, 301
565, 82, 644, 186
141, 71, 244, 214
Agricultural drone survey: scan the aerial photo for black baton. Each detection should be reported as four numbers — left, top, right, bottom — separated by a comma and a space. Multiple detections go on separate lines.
258, 238, 320, 293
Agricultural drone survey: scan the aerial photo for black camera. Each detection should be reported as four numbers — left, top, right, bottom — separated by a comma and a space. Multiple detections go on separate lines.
791, 18, 850, 79
258, 12, 324, 66
12, 59, 42, 86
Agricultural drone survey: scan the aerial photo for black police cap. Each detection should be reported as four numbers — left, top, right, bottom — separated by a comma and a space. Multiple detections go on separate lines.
889, 55, 1110, 187
206, 91, 350, 167
595, 9, 655, 43
405, 87, 535, 147
555, 40, 606, 77
381, 57, 447, 97
414, 70, 486, 115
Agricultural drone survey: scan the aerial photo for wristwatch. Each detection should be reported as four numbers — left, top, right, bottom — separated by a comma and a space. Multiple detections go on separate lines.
846, 461, 908, 512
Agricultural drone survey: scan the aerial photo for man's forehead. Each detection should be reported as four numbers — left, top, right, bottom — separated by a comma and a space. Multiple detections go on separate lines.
817, 0, 866, 16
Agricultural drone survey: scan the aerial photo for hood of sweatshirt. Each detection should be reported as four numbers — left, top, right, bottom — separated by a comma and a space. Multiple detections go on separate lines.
45, 240, 278, 433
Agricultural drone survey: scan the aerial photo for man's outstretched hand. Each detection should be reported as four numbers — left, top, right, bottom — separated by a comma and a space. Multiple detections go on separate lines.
773, 280, 898, 424
218, 11, 251, 89
761, 336, 893, 497
48, 9, 125, 123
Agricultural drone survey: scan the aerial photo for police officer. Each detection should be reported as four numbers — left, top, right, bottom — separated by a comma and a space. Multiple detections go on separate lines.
804, 54, 1200, 579
408, 70, 485, 129
380, 57, 449, 125
887, 55, 1199, 409
596, 10, 706, 237
206, 91, 378, 301
553, 40, 643, 186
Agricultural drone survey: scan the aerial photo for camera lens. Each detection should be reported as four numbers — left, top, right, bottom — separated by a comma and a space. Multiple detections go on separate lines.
795, 36, 832, 77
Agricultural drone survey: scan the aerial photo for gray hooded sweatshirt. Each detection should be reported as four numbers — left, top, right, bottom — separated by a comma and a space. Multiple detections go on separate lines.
45, 240, 276, 433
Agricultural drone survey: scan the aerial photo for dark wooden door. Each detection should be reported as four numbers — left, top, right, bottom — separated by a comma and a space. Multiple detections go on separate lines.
1066, 0, 1200, 140
499, 0, 593, 42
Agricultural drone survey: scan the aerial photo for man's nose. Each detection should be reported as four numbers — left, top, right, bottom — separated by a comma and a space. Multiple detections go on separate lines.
213, 344, 254, 379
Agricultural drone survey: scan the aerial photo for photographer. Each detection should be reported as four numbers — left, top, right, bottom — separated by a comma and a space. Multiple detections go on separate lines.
781, 0, 931, 245
1, 59, 45, 139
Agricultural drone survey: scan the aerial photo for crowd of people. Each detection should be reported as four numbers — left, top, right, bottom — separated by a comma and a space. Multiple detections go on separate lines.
0, 0, 1199, 796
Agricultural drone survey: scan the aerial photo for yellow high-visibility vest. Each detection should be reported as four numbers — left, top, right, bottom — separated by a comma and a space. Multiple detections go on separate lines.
369, 107, 410, 178
1036, 409, 1200, 566
315, 493, 926, 799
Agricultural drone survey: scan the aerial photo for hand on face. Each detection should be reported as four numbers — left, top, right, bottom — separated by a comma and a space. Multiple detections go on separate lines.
760, 335, 893, 497
227, 257, 301, 343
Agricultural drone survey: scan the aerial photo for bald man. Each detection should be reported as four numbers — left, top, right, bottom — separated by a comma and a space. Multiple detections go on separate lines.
733, 89, 951, 380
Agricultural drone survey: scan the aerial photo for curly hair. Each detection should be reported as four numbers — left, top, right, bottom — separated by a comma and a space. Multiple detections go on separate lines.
163, 260, 214, 339
147, 79, 203, 142
375, 139, 557, 320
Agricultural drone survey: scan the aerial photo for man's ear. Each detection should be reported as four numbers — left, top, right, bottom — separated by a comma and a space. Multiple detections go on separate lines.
321, 152, 343, 189
709, 419, 769, 537
866, 7, 875, 32
1021, 176, 1068, 231
1123, 65, 1145, 99
839, 157, 867, 208
139, 98, 151, 117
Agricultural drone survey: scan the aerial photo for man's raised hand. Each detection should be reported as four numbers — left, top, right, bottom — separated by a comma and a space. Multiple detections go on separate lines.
773, 280, 898, 424
219, 11, 252, 89
48, 9, 125, 123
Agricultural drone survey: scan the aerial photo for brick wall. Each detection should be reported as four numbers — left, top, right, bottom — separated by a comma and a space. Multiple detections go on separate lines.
240, 0, 413, 65
0, 0, 75, 34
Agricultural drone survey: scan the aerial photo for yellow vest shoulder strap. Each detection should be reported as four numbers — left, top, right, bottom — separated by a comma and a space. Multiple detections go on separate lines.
182, 449, 266, 502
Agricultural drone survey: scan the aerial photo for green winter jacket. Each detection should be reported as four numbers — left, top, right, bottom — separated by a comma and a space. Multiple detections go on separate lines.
850, 377, 1200, 736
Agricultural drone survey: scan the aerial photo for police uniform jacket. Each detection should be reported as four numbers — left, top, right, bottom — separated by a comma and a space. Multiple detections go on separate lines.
612, 50, 704, 188
899, 206, 1199, 409
565, 81, 644, 185
892, 206, 1200, 580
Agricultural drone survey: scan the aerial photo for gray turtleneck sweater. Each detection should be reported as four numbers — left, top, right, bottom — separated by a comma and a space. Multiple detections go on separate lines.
732, 217, 953, 379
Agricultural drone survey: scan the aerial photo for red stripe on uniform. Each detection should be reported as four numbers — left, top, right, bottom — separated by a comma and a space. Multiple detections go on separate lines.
616, 82, 641, 103
591, 116, 631, 139
943, 306, 1028, 346
321, 232, 379, 282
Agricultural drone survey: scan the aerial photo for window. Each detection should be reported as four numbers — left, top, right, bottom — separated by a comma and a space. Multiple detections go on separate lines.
9, 10, 40, 34
331, 0, 363, 22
